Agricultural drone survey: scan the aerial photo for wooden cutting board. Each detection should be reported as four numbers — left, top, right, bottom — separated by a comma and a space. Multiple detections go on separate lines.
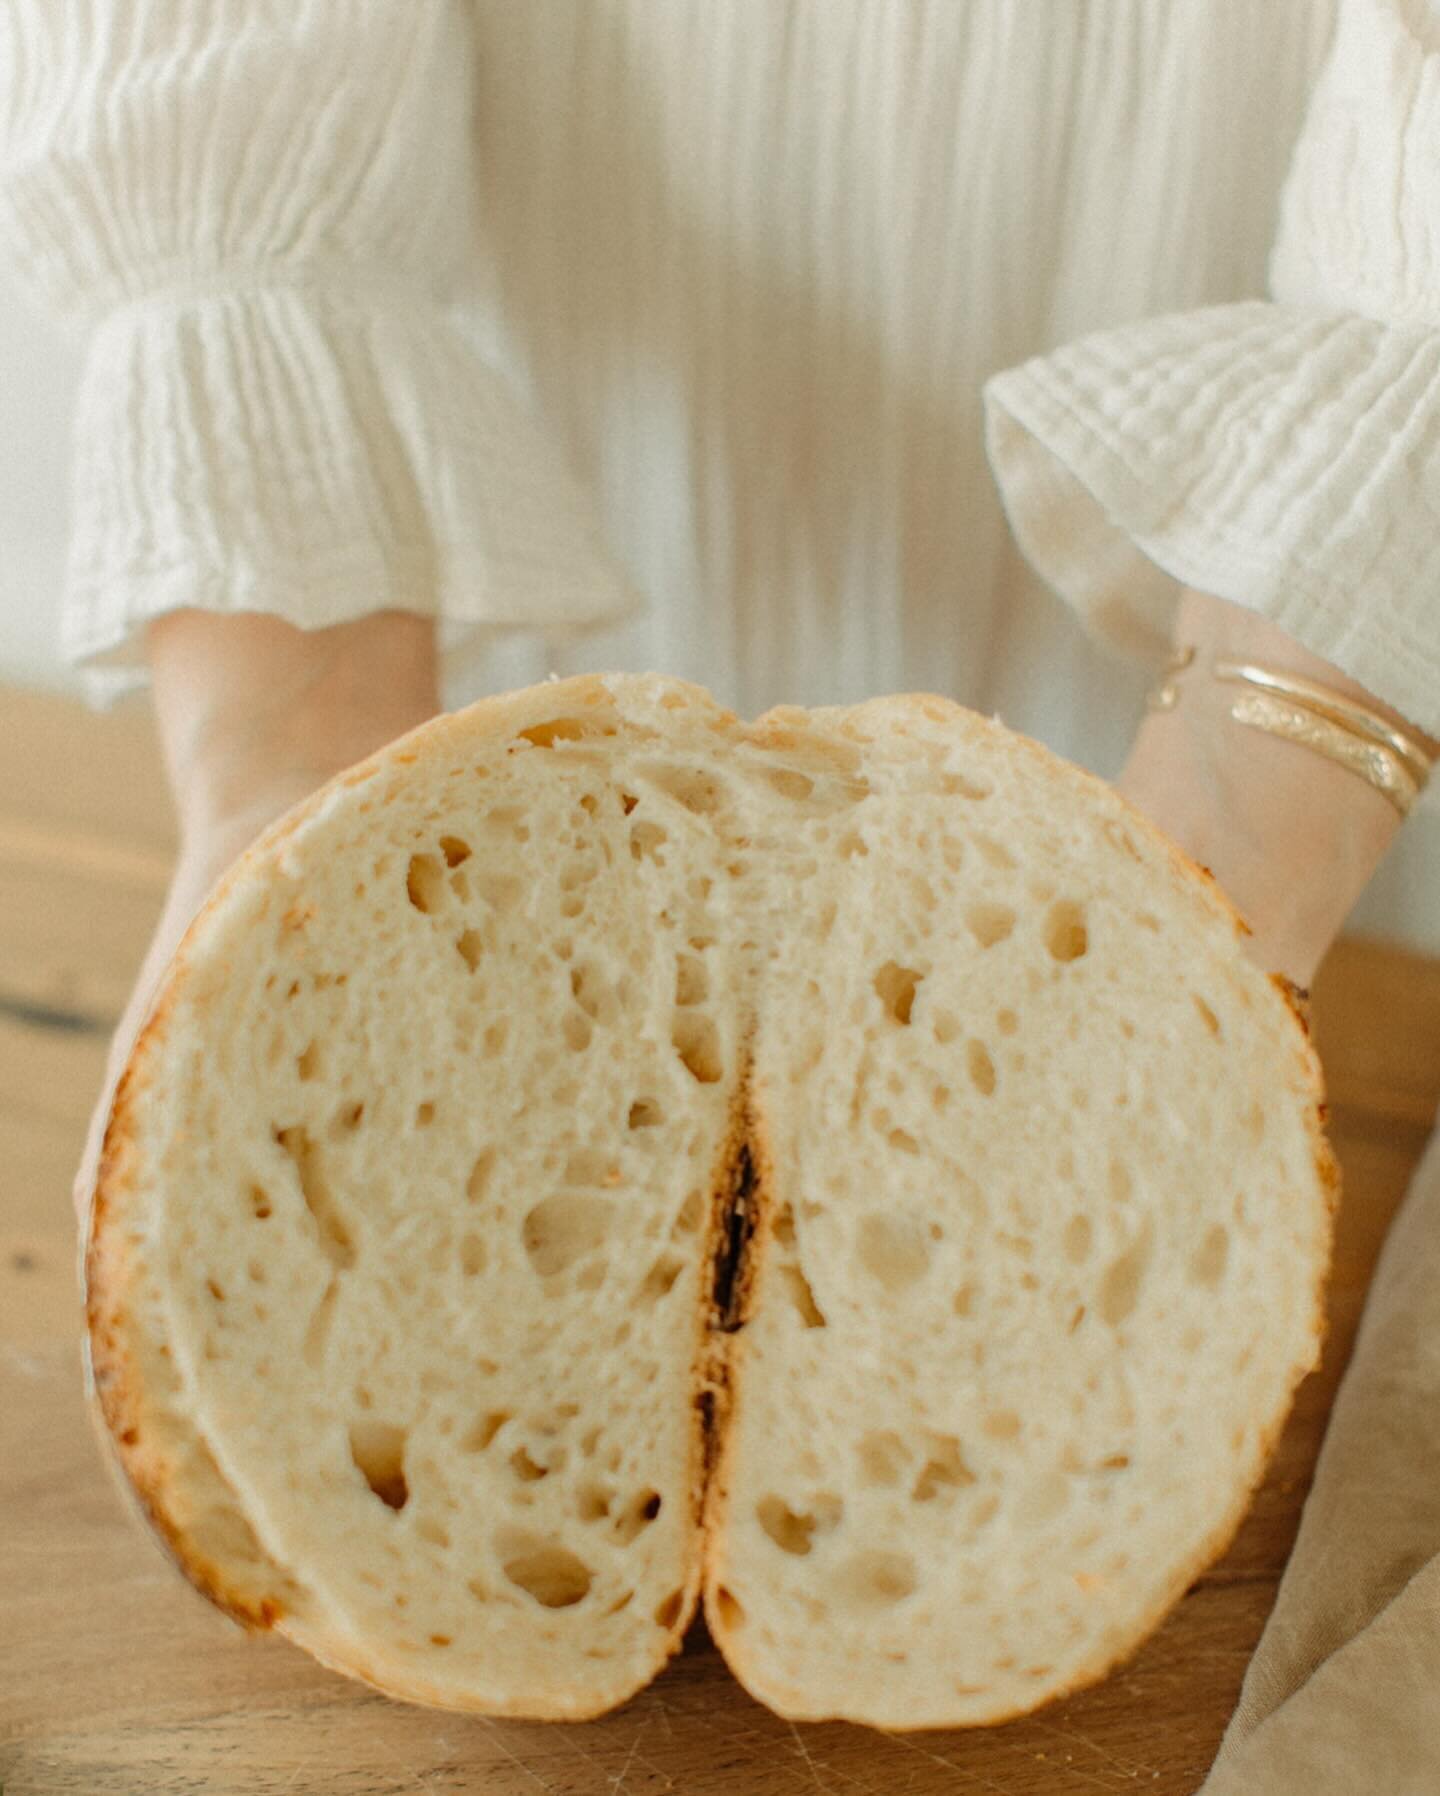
3, 686, 1438, 1796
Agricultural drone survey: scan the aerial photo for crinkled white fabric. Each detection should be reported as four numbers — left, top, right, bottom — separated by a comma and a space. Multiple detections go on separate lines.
8, 0, 1440, 944
0, 0, 640, 702
986, 0, 1440, 738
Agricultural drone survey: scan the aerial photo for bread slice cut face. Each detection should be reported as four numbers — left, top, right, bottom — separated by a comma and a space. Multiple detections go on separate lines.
86, 674, 1333, 1727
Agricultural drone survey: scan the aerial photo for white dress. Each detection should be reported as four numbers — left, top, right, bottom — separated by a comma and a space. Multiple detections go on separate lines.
3, 0, 1439, 947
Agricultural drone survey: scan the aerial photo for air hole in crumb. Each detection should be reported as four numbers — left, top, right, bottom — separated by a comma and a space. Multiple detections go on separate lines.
641, 763, 724, 813
674, 1190, 705, 1234
888, 1127, 919, 1155
416, 1101, 435, 1127
913, 1435, 975, 1501
570, 962, 613, 1024
1193, 994, 1222, 1037
628, 1097, 664, 1130
857, 1431, 908, 1487
874, 961, 923, 1025
953, 1283, 976, 1317
519, 717, 594, 748
940, 771, 991, 800
856, 1213, 932, 1291
974, 833, 1017, 869
997, 1009, 1019, 1036
1189, 1223, 1230, 1288
328, 1100, 365, 1138
563, 1149, 612, 1186
577, 1483, 613, 1522
780, 1264, 827, 1328
629, 820, 669, 862
276, 1125, 353, 1268
417, 1518, 451, 1549
839, 830, 869, 859
966, 1040, 997, 1096
296, 1040, 322, 1082
713, 1587, 745, 1630
836, 1550, 917, 1608
429, 1634, 452, 1647
475, 871, 522, 911
672, 1011, 723, 1082
349, 1421, 408, 1510
248, 1185, 272, 1221
614, 1490, 663, 1546
675, 952, 709, 1006
640, 1255, 684, 1302
756, 1494, 841, 1556
563, 1011, 593, 1053
467, 1148, 495, 1203
933, 1008, 960, 1044
655, 1589, 686, 1629
463, 1411, 511, 1453
984, 1411, 1022, 1441
205, 1277, 225, 1302
965, 903, 1016, 949
1099, 1217, 1155, 1325
766, 767, 815, 800
502, 1542, 593, 1608
1045, 900, 1089, 962
484, 1019, 509, 1057
406, 853, 446, 914
459, 1232, 486, 1277
1063, 1214, 1093, 1263
522, 1195, 612, 1278
455, 928, 483, 972
440, 835, 472, 867
510, 1446, 549, 1483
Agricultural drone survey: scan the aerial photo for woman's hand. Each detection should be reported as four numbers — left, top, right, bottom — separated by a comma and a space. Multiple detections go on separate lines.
1117, 590, 1429, 988
72, 608, 440, 1226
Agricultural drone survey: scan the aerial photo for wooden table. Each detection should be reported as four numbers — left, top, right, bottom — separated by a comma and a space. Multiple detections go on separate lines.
4, 685, 1438, 1795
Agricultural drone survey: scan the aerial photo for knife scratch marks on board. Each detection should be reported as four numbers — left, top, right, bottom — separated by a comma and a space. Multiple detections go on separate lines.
475, 1718, 561, 1794
608, 1723, 647, 1793
788, 1719, 839, 1792
885, 1732, 1013, 1796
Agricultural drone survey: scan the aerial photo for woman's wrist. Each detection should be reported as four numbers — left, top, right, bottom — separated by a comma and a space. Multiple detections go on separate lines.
146, 608, 441, 844
1117, 591, 1424, 987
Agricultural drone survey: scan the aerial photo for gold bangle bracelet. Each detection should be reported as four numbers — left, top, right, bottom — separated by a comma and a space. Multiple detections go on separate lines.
1226, 690, 1421, 816
1212, 659, 1433, 790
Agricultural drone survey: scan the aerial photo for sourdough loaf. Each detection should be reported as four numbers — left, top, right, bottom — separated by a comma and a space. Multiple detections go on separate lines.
85, 674, 1333, 1726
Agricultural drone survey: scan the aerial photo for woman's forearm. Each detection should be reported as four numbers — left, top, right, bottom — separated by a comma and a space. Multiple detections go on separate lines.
146, 608, 441, 842
1117, 591, 1430, 988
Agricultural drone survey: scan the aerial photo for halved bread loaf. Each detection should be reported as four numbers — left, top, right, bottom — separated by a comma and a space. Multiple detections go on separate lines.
85, 674, 1333, 1726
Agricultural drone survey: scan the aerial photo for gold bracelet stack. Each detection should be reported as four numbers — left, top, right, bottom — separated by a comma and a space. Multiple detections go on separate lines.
1146, 649, 1434, 817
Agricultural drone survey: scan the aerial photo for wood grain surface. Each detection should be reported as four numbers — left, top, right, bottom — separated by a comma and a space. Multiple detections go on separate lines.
3, 685, 1437, 1796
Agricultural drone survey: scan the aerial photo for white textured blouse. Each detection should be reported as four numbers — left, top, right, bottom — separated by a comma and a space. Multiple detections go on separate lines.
3, 0, 1440, 946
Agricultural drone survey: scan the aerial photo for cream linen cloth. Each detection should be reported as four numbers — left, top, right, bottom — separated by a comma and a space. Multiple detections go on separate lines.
4, 2, 1440, 1786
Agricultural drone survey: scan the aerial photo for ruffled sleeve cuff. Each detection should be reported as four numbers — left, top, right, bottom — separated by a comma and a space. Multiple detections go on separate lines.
984, 301, 1440, 738
984, 0, 1440, 739
0, 0, 640, 706
61, 286, 642, 704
